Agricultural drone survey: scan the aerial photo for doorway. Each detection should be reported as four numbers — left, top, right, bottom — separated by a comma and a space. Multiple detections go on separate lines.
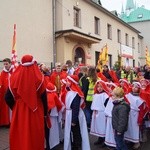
74, 47, 85, 65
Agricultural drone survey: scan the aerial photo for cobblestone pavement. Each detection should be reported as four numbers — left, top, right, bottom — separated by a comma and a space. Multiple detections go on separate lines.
0, 127, 9, 150
1, 127, 150, 150
0, 127, 107, 150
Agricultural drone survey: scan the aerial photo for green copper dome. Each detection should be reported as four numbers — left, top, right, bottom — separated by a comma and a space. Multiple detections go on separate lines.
121, 6, 150, 23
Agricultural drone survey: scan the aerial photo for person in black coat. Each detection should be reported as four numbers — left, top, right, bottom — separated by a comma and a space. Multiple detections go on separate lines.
102, 65, 113, 82
112, 87, 130, 150
144, 65, 150, 80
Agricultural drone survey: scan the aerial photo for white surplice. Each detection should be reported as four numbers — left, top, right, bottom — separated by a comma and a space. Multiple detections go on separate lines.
124, 93, 144, 143
64, 91, 90, 150
104, 98, 116, 147
90, 92, 108, 137
49, 107, 60, 149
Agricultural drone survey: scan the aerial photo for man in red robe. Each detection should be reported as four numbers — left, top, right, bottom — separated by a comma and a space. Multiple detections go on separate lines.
0, 58, 13, 126
5, 55, 48, 150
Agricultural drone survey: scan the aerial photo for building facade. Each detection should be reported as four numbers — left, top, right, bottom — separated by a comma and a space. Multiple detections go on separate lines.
0, 0, 146, 69
120, 0, 150, 66
55, 0, 142, 68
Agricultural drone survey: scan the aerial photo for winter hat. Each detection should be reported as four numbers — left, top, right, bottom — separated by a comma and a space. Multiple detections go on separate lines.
21, 54, 35, 66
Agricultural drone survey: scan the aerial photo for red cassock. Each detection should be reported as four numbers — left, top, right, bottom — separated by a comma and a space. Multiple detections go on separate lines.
47, 91, 62, 112
135, 90, 149, 125
0, 70, 11, 126
0, 73, 1, 98
8, 55, 46, 150
140, 89, 150, 111
44, 75, 51, 85
0, 74, 2, 114
46, 83, 62, 112
46, 82, 63, 129
109, 70, 119, 84
138, 103, 148, 125
97, 72, 108, 82
59, 82, 67, 105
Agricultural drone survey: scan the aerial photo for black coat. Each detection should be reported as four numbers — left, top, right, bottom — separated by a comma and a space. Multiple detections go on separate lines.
71, 94, 81, 124
112, 99, 130, 134
144, 71, 150, 80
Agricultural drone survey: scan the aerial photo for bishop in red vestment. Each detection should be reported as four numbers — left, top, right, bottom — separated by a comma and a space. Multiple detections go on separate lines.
5, 55, 48, 150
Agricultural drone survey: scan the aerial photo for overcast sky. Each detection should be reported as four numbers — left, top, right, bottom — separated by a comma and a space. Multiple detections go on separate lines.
100, 0, 150, 14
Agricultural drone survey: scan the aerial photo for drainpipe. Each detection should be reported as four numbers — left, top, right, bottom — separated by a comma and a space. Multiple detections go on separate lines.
52, 0, 56, 65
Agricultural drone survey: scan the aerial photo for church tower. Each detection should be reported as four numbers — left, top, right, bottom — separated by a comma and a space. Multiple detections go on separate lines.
121, 3, 124, 14
125, 0, 135, 15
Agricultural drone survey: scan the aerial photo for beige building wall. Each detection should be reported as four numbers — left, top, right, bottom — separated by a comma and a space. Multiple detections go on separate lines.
0, 0, 53, 67
137, 36, 145, 66
129, 21, 150, 66
130, 21, 150, 48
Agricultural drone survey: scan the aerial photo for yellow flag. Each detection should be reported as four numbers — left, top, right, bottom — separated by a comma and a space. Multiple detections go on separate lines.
97, 44, 108, 71
101, 45, 108, 62
146, 46, 150, 66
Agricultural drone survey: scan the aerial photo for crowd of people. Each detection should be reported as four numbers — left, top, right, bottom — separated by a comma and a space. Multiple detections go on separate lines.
0, 54, 150, 150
